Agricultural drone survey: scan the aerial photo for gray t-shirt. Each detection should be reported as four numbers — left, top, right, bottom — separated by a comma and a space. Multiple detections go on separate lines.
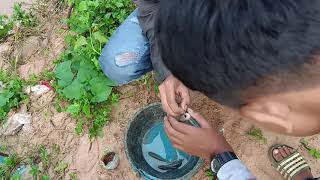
134, 0, 171, 83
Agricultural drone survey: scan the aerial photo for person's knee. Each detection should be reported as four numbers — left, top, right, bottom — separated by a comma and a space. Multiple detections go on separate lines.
99, 48, 149, 85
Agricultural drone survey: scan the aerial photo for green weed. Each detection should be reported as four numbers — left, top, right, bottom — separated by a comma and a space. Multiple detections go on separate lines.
0, 2, 38, 41
301, 139, 320, 159
13, 3, 37, 28
0, 15, 13, 39
39, 146, 49, 169
0, 154, 22, 179
69, 172, 77, 180
0, 70, 27, 124
27, 70, 55, 86
111, 93, 120, 104
54, 0, 135, 138
54, 162, 68, 174
247, 127, 267, 144
205, 169, 217, 180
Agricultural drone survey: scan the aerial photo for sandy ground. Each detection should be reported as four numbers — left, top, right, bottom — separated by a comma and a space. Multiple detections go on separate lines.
0, 1, 319, 180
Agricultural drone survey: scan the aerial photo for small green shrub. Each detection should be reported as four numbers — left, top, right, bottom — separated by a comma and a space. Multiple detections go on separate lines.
247, 127, 267, 144
301, 139, 320, 159
54, 0, 135, 138
0, 71, 27, 123
13, 3, 37, 28
205, 169, 217, 180
0, 15, 13, 39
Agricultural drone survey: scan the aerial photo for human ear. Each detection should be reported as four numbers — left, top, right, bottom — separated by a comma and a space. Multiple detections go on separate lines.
240, 101, 294, 134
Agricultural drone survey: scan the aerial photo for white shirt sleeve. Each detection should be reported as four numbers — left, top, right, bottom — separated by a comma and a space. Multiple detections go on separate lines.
217, 159, 256, 180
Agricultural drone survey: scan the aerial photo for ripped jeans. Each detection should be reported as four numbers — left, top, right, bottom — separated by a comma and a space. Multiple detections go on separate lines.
99, 9, 153, 85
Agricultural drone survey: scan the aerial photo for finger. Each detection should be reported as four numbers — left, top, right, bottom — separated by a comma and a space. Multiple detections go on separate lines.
165, 130, 183, 145
167, 116, 193, 134
166, 84, 184, 115
178, 85, 190, 111
164, 117, 185, 139
160, 86, 179, 116
187, 108, 211, 128
164, 123, 183, 145
172, 143, 184, 151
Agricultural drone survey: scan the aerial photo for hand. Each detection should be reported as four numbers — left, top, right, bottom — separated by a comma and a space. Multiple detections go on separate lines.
159, 75, 190, 116
164, 109, 233, 160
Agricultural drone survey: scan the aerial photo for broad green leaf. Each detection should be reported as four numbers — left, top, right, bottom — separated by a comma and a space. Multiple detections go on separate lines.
55, 61, 74, 87
90, 75, 117, 87
89, 78, 113, 102
67, 0, 74, 6
0, 95, 7, 106
88, 1, 99, 8
93, 31, 107, 43
76, 62, 97, 83
74, 36, 87, 49
310, 149, 316, 156
42, 175, 50, 180
62, 80, 83, 100
78, 1, 88, 11
66, 103, 80, 115
82, 102, 91, 117
91, 87, 112, 103
115, 2, 124, 8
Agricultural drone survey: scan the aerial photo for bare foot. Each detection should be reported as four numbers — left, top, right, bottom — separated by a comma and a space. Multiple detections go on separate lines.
272, 146, 313, 180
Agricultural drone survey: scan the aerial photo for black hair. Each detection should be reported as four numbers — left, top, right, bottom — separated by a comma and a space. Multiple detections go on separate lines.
156, 0, 320, 106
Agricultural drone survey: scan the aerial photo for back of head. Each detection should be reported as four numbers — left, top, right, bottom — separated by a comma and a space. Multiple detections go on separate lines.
156, 0, 320, 107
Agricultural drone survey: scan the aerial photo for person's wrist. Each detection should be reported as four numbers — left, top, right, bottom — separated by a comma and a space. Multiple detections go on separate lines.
208, 135, 234, 159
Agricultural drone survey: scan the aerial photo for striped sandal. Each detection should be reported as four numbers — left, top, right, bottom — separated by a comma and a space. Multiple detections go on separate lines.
269, 144, 311, 180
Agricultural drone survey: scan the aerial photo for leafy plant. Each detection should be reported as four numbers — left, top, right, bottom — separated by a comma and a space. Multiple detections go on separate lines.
0, 71, 27, 123
54, 0, 135, 138
13, 3, 37, 28
0, 154, 22, 179
301, 139, 320, 159
69, 172, 77, 180
205, 169, 217, 180
111, 93, 120, 104
39, 146, 49, 169
247, 127, 267, 144
0, 15, 13, 39
29, 165, 40, 179
54, 162, 68, 174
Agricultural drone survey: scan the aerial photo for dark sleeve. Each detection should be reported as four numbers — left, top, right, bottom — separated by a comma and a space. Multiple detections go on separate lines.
134, 0, 171, 83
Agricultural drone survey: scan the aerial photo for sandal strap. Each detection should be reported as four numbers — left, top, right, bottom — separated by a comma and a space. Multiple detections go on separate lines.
280, 157, 304, 175
287, 164, 309, 180
278, 152, 300, 167
276, 152, 310, 180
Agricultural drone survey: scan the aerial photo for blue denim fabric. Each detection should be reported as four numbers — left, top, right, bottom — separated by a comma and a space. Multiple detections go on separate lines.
99, 9, 153, 85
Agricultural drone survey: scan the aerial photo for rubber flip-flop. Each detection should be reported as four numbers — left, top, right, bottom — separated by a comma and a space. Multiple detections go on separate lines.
268, 144, 311, 180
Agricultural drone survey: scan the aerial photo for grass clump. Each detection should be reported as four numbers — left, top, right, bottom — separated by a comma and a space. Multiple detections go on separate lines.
247, 127, 267, 144
301, 139, 320, 159
205, 169, 217, 180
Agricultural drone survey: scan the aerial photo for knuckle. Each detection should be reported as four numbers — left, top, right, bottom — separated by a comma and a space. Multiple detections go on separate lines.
167, 127, 175, 135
